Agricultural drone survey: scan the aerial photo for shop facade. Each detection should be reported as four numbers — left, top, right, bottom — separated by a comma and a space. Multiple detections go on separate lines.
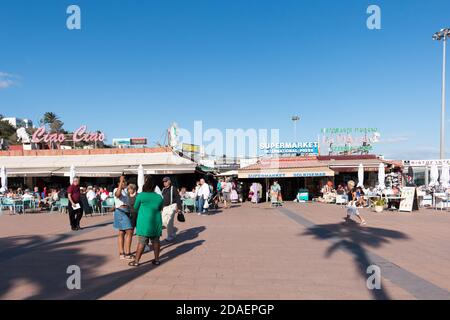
0, 147, 198, 191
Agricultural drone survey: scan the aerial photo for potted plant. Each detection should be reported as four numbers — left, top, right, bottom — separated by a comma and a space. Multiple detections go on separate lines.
373, 197, 386, 213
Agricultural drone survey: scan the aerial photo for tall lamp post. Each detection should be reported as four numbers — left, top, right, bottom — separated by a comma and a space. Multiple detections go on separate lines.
433, 28, 450, 159
291, 115, 300, 141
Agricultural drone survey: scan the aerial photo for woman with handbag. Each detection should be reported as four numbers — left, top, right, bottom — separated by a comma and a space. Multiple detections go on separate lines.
113, 176, 134, 260
129, 176, 164, 267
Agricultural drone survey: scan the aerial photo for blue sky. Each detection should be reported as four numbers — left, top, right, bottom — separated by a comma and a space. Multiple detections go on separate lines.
1, 0, 449, 159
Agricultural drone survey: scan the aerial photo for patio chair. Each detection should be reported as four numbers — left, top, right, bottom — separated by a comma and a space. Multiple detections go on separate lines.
183, 198, 196, 212
335, 194, 348, 206
50, 200, 61, 213
13, 200, 24, 214
59, 198, 69, 213
434, 193, 449, 211
88, 198, 99, 216
1, 198, 14, 212
101, 197, 115, 215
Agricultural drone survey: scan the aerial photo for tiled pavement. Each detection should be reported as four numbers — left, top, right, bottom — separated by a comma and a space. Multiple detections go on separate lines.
1, 202, 450, 300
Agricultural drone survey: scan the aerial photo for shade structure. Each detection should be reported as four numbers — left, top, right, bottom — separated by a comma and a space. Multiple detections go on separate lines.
430, 163, 439, 187
0, 166, 7, 193
69, 165, 76, 184
357, 163, 364, 188
137, 164, 145, 193
377, 163, 385, 190
441, 163, 450, 189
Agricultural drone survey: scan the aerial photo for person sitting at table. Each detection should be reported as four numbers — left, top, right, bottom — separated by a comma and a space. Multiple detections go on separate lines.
355, 187, 367, 207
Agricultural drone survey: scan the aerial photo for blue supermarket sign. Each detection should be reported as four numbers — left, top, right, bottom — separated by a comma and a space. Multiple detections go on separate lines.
259, 142, 319, 155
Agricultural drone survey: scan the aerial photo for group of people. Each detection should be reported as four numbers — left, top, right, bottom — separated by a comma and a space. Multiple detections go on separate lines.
66, 175, 183, 266
0, 186, 61, 211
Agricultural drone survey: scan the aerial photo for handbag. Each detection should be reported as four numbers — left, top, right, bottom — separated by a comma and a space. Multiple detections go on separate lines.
203, 199, 210, 209
177, 211, 185, 222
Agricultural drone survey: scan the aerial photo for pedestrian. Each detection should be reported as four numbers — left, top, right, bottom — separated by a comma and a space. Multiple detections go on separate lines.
161, 177, 182, 242
129, 176, 164, 267
197, 178, 210, 215
222, 178, 232, 209
68, 177, 83, 231
113, 176, 134, 260
345, 180, 367, 225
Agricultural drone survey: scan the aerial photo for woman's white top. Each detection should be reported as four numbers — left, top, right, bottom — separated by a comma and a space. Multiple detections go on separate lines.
113, 188, 129, 208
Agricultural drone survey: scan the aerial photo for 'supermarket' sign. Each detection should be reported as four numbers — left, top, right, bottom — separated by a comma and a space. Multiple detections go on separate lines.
260, 142, 319, 155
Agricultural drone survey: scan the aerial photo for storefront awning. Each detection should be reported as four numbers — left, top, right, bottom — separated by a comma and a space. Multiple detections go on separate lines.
52, 166, 130, 178
6, 167, 59, 177
124, 164, 197, 175
238, 167, 335, 179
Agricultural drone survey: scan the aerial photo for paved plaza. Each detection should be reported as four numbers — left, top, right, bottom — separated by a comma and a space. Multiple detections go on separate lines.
1, 202, 450, 300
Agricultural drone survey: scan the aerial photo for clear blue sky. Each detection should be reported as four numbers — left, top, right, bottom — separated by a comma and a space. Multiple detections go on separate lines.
1, 0, 449, 159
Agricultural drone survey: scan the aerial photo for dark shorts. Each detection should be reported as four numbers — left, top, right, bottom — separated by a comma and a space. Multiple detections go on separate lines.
138, 236, 160, 245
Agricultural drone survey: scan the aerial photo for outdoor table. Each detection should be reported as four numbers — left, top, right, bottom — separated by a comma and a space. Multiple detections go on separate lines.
433, 193, 448, 210
364, 195, 380, 208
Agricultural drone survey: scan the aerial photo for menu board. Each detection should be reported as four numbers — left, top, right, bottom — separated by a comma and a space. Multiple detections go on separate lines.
399, 187, 416, 212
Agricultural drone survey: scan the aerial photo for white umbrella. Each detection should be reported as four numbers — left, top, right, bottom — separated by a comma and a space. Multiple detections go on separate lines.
441, 163, 450, 189
0, 166, 7, 193
357, 163, 364, 188
377, 163, 385, 190
430, 163, 439, 187
137, 164, 145, 193
69, 165, 76, 184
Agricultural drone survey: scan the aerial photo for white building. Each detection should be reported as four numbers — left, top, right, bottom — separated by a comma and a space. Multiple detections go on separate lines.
3, 117, 33, 129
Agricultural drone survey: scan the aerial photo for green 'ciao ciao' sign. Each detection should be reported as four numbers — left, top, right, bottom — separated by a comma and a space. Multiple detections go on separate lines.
320, 127, 381, 154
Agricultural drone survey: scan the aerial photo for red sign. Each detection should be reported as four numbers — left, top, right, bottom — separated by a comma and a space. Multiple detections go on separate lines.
32, 126, 105, 144
130, 138, 147, 145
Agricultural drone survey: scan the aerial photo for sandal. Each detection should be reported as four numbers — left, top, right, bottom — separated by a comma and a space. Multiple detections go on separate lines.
124, 253, 135, 260
128, 261, 140, 267
119, 254, 127, 260
152, 260, 161, 266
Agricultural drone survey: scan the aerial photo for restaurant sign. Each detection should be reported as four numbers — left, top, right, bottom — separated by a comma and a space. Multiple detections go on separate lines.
32, 126, 105, 144
259, 142, 319, 155
403, 159, 450, 167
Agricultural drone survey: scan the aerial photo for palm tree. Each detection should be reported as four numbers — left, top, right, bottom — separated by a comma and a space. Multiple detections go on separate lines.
40, 112, 60, 129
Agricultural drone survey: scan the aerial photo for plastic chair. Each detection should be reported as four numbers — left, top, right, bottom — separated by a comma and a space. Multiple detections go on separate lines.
183, 198, 196, 212
50, 200, 61, 213
1, 198, 14, 212
59, 198, 69, 213
88, 198, 99, 215
101, 197, 115, 215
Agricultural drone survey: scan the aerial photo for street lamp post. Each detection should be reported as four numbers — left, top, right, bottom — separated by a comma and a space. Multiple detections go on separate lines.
433, 28, 450, 159
291, 115, 300, 141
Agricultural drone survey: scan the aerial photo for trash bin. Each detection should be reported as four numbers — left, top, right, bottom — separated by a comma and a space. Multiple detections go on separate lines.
297, 189, 309, 201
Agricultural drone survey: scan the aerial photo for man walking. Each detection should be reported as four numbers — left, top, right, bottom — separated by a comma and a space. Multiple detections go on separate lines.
161, 177, 182, 242
197, 178, 210, 215
68, 177, 83, 231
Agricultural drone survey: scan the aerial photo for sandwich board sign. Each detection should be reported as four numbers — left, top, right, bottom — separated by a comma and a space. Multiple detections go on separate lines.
399, 187, 417, 212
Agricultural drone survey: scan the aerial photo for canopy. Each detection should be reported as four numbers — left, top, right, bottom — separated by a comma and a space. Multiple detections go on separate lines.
69, 165, 76, 184
357, 164, 364, 188
377, 163, 385, 190
0, 166, 7, 193
217, 170, 239, 177
430, 163, 439, 187
138, 164, 145, 193
441, 163, 450, 189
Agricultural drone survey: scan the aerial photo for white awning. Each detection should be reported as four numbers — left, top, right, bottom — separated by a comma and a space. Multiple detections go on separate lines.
7, 167, 58, 177
124, 164, 197, 175
52, 166, 130, 178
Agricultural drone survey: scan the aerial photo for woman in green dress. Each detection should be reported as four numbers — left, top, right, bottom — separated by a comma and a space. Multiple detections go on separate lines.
129, 176, 163, 267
